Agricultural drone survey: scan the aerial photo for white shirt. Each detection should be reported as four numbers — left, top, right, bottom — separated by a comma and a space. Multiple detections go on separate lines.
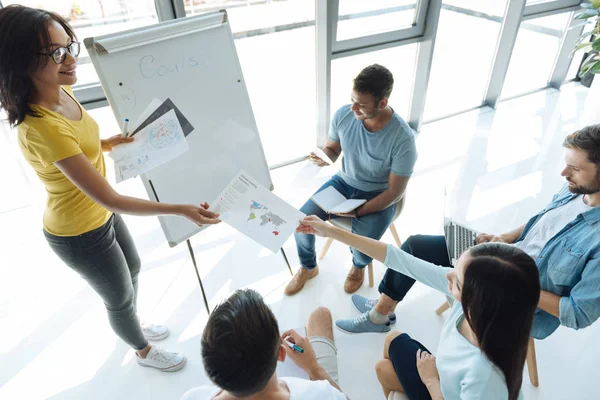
180, 377, 346, 400
515, 195, 592, 259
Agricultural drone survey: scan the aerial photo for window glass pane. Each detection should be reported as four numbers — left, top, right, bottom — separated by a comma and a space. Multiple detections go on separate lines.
443, 0, 506, 17
184, 1, 315, 165
3, 0, 158, 88
424, 5, 504, 121
501, 12, 571, 99
235, 27, 315, 166
331, 44, 417, 125
336, 0, 417, 41
185, 0, 314, 33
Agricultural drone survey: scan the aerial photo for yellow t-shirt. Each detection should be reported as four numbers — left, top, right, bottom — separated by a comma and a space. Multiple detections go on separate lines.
17, 87, 111, 236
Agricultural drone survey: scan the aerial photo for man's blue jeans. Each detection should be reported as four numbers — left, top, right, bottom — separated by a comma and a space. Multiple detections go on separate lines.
295, 175, 397, 270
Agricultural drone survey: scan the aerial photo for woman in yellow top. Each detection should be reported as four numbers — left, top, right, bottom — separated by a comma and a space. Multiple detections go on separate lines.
0, 5, 221, 372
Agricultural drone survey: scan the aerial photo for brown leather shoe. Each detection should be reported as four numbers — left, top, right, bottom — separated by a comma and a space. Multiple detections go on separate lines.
284, 266, 319, 296
344, 265, 364, 293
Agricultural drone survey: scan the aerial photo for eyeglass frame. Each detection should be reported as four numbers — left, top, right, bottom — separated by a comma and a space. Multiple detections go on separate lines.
37, 41, 81, 64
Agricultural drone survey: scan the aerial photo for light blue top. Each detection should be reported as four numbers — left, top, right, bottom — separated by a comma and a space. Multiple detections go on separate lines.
329, 105, 417, 192
384, 244, 523, 400
515, 184, 600, 339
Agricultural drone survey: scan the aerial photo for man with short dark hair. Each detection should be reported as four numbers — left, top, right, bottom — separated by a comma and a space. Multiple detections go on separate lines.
286, 64, 417, 297
337, 124, 600, 335
181, 289, 346, 399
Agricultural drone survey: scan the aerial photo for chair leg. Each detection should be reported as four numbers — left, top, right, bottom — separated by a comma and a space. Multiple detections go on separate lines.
527, 338, 539, 387
368, 262, 374, 287
435, 302, 450, 315
319, 237, 334, 260
389, 223, 402, 247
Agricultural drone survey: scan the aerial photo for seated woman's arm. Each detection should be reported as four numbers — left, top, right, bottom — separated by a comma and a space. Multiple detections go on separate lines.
299, 217, 451, 296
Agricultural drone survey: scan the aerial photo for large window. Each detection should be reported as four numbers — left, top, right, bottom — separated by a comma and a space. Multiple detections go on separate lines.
4, 0, 158, 88
336, 0, 417, 41
423, 5, 504, 121
501, 12, 571, 99
331, 44, 418, 122
185, 0, 316, 166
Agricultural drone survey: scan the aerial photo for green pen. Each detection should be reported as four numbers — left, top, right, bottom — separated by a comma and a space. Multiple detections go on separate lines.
285, 340, 304, 353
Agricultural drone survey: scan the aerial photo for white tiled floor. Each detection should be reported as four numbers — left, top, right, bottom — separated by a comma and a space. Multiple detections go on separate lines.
1, 82, 600, 399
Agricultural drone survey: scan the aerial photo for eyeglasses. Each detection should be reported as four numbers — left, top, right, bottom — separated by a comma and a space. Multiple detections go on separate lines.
38, 41, 80, 64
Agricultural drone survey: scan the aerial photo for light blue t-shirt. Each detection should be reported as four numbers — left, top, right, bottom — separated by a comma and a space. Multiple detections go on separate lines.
329, 105, 417, 192
384, 244, 525, 400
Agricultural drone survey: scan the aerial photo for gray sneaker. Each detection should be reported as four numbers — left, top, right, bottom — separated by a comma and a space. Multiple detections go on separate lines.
351, 294, 396, 325
336, 311, 391, 334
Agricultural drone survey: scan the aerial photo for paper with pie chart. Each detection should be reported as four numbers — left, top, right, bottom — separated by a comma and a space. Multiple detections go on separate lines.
210, 171, 305, 252
109, 109, 189, 182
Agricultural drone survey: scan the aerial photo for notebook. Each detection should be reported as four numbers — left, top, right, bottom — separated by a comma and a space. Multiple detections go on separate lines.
311, 186, 366, 214
277, 327, 309, 379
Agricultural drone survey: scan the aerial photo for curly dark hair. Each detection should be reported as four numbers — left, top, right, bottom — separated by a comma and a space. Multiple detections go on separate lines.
0, 5, 76, 126
353, 64, 394, 104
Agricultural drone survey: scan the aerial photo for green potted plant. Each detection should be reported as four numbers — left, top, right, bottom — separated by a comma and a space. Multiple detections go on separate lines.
575, 0, 600, 77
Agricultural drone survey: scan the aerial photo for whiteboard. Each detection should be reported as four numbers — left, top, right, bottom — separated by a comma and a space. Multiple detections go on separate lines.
85, 11, 272, 247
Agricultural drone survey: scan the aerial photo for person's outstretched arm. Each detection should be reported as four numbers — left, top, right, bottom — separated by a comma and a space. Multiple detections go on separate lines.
55, 154, 220, 225
298, 216, 451, 295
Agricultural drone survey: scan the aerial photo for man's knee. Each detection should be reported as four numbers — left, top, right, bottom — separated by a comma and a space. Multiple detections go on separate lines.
310, 306, 332, 323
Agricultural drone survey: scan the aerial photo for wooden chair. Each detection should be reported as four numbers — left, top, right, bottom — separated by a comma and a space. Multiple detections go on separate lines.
436, 301, 539, 387
318, 197, 405, 287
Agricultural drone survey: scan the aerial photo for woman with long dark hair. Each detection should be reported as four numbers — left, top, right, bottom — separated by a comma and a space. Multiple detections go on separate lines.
0, 5, 221, 372
297, 216, 539, 400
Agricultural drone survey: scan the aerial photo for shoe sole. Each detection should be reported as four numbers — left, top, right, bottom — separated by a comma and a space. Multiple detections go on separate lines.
137, 356, 186, 372
335, 322, 391, 335
144, 330, 170, 341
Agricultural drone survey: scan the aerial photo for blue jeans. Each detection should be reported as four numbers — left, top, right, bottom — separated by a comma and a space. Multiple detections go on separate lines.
379, 235, 451, 301
295, 175, 397, 270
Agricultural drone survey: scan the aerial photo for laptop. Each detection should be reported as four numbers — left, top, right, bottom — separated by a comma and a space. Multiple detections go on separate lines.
443, 193, 478, 264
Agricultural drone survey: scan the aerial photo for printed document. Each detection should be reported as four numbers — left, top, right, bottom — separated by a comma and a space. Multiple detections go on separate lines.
109, 109, 188, 182
210, 171, 305, 252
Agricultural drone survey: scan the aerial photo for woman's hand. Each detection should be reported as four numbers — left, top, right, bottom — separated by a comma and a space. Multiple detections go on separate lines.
416, 349, 440, 387
295, 215, 332, 237
179, 202, 221, 226
101, 135, 134, 152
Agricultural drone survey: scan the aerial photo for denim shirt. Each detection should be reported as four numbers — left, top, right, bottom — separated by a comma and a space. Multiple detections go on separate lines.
516, 184, 600, 339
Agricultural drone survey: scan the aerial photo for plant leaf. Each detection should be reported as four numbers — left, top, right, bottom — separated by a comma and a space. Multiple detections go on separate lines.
581, 3, 594, 9
575, 42, 594, 52
593, 37, 600, 51
592, 0, 600, 9
589, 61, 600, 74
575, 9, 599, 19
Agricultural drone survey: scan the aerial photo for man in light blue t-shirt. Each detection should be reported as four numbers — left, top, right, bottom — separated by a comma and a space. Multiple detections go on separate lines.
285, 64, 418, 296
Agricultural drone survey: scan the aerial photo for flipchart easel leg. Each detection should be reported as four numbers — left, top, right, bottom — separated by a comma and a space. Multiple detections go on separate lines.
187, 239, 210, 314
280, 247, 293, 276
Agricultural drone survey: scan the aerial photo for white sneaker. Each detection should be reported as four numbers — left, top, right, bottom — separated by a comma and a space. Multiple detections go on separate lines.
136, 346, 186, 372
141, 323, 170, 341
